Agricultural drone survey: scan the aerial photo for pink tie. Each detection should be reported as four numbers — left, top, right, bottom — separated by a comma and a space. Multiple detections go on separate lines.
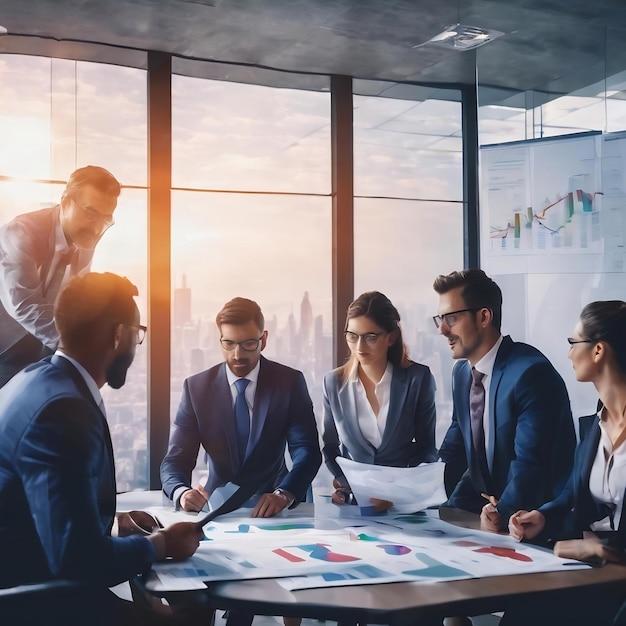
470, 367, 488, 479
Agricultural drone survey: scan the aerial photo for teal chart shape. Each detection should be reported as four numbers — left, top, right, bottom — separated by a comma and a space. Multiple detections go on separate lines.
402, 553, 469, 578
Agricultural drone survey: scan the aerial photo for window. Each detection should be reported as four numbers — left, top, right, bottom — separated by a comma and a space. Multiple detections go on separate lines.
0, 54, 148, 490
353, 86, 464, 445
171, 77, 333, 480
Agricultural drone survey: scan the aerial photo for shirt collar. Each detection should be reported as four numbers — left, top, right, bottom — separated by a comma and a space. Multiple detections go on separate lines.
349, 360, 393, 386
54, 349, 103, 407
474, 334, 503, 378
225, 358, 261, 387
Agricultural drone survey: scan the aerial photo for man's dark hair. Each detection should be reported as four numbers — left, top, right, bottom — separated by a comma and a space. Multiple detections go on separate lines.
216, 297, 264, 331
433, 269, 503, 331
54, 272, 138, 351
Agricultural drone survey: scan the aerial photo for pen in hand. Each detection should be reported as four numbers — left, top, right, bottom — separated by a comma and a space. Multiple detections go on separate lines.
481, 492, 499, 508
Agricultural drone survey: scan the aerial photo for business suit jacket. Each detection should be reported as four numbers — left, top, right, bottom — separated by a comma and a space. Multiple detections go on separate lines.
322, 362, 438, 483
160, 355, 321, 504
438, 335, 575, 522
0, 355, 154, 589
539, 413, 626, 550
0, 205, 93, 353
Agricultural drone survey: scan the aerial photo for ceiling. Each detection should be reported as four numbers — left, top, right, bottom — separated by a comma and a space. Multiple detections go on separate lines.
1, 0, 626, 103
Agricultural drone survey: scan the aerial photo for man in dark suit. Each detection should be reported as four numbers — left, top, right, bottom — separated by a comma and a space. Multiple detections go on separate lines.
0, 165, 120, 388
161, 296, 321, 516
161, 297, 321, 626
0, 272, 202, 625
435, 269, 575, 532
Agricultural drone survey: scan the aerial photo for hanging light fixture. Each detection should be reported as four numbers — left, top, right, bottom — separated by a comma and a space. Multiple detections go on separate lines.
414, 23, 504, 51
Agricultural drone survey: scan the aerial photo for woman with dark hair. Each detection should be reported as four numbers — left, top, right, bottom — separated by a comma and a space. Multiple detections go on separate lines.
322, 291, 437, 510
506, 300, 626, 626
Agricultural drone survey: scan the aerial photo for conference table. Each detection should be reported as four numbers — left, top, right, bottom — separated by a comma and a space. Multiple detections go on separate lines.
120, 492, 626, 625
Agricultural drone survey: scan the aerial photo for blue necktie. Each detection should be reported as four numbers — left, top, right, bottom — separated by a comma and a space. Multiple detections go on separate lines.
234, 378, 251, 461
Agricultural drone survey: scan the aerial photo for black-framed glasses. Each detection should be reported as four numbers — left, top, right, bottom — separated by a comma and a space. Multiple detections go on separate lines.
73, 199, 115, 229
432, 308, 479, 329
220, 336, 264, 351
116, 323, 147, 345
126, 324, 147, 345
567, 337, 595, 346
344, 330, 386, 345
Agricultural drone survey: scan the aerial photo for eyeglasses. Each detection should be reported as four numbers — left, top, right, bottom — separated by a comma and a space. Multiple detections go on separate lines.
432, 308, 479, 329
220, 336, 264, 351
73, 199, 115, 229
567, 337, 595, 346
344, 330, 386, 345
120, 324, 147, 345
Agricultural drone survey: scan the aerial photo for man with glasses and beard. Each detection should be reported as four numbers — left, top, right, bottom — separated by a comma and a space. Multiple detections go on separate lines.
0, 272, 203, 625
434, 269, 575, 533
161, 297, 321, 626
0, 165, 120, 388
161, 296, 321, 518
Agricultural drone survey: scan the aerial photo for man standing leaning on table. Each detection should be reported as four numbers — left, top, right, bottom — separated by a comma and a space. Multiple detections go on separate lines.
434, 269, 576, 532
0, 165, 121, 388
0, 272, 203, 626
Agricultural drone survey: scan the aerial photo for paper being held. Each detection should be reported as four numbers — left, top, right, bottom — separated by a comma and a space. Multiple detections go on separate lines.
336, 458, 446, 514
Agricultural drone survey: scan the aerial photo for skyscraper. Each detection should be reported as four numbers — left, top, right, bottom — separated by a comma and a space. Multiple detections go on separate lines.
174, 274, 192, 328
300, 290, 313, 344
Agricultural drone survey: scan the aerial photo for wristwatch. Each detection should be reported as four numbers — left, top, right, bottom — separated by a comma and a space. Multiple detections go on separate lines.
273, 488, 295, 507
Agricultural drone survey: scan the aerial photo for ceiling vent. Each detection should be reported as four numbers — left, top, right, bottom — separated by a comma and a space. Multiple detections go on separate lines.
415, 24, 504, 51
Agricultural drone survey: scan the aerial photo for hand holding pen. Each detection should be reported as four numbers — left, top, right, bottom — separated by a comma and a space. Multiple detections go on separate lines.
331, 477, 356, 505
480, 492, 502, 533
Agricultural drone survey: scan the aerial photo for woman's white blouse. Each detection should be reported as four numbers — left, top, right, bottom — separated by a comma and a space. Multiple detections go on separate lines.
589, 421, 626, 531
351, 362, 393, 448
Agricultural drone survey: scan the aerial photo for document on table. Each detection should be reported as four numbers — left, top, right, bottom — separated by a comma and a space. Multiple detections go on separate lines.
148, 513, 590, 592
336, 458, 446, 514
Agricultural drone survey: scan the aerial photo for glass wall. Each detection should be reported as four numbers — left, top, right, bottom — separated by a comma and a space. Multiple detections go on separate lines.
1, 51, 468, 487
476, 26, 626, 422
171, 76, 332, 488
0, 54, 148, 490
352, 86, 464, 445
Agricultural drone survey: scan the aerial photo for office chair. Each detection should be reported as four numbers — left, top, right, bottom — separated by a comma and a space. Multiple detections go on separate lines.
0, 579, 92, 626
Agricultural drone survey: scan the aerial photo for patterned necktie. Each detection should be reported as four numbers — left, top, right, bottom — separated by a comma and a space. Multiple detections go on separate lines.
470, 367, 489, 484
45, 248, 75, 297
234, 378, 251, 462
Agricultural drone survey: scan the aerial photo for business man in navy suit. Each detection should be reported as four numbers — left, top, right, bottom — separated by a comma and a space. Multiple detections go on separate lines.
435, 269, 575, 531
161, 297, 321, 626
0, 272, 202, 625
160, 297, 321, 517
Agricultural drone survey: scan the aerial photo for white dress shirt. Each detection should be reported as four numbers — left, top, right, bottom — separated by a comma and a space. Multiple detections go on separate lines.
225, 359, 261, 427
351, 362, 393, 448
589, 414, 626, 532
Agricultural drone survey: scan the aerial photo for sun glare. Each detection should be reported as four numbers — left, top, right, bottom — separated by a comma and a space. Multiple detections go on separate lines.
0, 115, 50, 179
